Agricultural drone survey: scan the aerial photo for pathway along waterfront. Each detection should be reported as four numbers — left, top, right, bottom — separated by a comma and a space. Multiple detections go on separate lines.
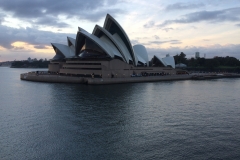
20, 71, 240, 84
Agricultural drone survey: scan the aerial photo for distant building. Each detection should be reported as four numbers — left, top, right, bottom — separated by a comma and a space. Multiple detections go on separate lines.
195, 52, 200, 59
47, 14, 178, 78
20, 14, 191, 85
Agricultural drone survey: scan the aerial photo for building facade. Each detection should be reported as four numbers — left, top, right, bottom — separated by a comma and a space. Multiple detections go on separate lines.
48, 14, 181, 79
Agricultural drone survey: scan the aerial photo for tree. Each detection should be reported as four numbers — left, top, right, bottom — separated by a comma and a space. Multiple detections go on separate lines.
174, 52, 187, 64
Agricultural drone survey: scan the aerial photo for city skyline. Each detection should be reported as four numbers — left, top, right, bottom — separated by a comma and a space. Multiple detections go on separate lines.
0, 0, 240, 62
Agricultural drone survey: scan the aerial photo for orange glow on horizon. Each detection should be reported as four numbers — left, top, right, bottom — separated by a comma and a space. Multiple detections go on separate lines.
0, 46, 6, 51
11, 41, 53, 55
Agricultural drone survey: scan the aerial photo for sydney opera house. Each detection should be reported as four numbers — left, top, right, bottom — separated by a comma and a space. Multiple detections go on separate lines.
21, 14, 190, 84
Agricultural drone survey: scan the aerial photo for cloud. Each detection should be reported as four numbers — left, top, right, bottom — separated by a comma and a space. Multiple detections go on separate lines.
143, 21, 155, 28
13, 46, 24, 50
165, 2, 205, 11
146, 44, 240, 59
0, 24, 76, 61
158, 7, 240, 28
236, 24, 240, 27
170, 40, 182, 44
0, 24, 75, 49
134, 36, 148, 40
0, 13, 5, 24
76, 8, 124, 22
190, 26, 197, 29
131, 39, 140, 45
145, 40, 182, 45
0, 0, 125, 27
34, 45, 49, 49
162, 28, 173, 32
32, 16, 70, 28
154, 35, 160, 39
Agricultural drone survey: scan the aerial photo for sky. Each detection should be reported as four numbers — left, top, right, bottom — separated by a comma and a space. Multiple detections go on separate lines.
0, 0, 240, 62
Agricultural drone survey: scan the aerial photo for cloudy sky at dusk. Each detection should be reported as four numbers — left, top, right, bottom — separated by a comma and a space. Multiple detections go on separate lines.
0, 0, 240, 62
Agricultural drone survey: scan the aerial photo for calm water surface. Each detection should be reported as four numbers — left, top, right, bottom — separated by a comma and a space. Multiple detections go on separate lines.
0, 67, 240, 160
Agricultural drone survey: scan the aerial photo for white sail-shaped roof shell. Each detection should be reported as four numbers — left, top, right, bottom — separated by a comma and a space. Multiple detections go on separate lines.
75, 29, 124, 60
154, 55, 175, 68
67, 37, 76, 57
50, 14, 176, 69
67, 37, 76, 47
99, 35, 123, 59
103, 14, 136, 65
162, 56, 175, 68
78, 27, 88, 32
51, 43, 75, 59
92, 25, 127, 63
155, 55, 167, 66
112, 33, 133, 62
133, 45, 149, 66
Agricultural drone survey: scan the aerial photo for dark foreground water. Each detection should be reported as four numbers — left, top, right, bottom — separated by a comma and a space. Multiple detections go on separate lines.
1, 67, 240, 160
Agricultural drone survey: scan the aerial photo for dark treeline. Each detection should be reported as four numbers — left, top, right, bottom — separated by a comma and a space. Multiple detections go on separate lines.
11, 60, 50, 68
174, 52, 240, 72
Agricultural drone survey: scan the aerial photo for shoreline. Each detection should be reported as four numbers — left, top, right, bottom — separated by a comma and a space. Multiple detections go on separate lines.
20, 72, 240, 85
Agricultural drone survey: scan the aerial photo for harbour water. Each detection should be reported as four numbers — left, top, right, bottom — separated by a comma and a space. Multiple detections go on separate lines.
1, 67, 240, 159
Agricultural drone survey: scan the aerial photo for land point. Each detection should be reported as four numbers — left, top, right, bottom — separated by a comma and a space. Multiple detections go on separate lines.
20, 14, 240, 84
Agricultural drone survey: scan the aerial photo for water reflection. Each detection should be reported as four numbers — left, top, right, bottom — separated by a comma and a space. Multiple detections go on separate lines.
1, 68, 240, 159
